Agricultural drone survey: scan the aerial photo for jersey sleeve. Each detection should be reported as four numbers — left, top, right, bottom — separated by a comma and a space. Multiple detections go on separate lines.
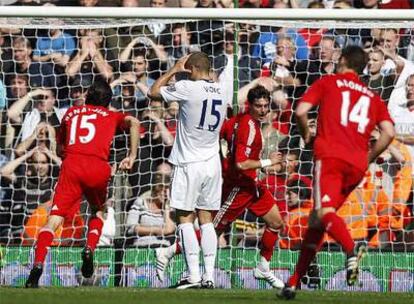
159, 80, 190, 103
234, 118, 256, 164
299, 77, 325, 106
113, 111, 129, 132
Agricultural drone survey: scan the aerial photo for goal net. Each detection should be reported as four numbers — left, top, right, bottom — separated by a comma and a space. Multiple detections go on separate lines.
0, 7, 413, 291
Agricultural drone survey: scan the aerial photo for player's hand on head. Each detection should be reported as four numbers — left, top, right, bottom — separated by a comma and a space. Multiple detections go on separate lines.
173, 54, 191, 74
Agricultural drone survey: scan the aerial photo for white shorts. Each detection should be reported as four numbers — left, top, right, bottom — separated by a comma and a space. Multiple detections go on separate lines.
170, 154, 222, 212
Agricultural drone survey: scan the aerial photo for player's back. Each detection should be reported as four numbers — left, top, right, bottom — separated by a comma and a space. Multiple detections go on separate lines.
169, 79, 227, 165
60, 105, 125, 161
304, 72, 391, 171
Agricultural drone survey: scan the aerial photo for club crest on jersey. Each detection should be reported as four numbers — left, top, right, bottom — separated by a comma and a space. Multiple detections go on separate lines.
322, 194, 331, 203
167, 84, 176, 92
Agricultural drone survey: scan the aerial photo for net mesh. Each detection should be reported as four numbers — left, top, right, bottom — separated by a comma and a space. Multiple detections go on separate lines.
0, 15, 413, 289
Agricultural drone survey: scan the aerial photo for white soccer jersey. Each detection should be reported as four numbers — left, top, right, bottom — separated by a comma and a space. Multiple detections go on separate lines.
160, 79, 228, 165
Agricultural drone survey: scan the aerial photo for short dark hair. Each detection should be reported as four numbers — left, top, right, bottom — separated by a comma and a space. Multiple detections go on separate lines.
185, 52, 210, 73
340, 45, 367, 74
247, 85, 270, 104
85, 78, 113, 107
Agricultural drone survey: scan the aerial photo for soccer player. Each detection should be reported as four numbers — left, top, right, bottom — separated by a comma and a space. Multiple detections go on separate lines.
149, 52, 228, 289
156, 85, 285, 289
280, 46, 395, 300
25, 79, 139, 288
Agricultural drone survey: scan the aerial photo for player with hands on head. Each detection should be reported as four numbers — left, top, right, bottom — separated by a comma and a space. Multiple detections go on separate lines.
155, 85, 286, 290
149, 52, 228, 289
25, 79, 139, 288
280, 46, 395, 300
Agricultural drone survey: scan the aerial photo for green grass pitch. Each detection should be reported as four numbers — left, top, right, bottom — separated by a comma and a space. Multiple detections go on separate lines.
1, 288, 413, 304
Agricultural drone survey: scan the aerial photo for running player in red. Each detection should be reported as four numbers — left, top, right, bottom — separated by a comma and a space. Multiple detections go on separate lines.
156, 85, 286, 289
25, 79, 139, 288
280, 46, 395, 300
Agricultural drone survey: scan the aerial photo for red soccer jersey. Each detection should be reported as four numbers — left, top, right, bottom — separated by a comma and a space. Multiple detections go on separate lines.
223, 113, 263, 188
299, 72, 393, 172
58, 105, 127, 161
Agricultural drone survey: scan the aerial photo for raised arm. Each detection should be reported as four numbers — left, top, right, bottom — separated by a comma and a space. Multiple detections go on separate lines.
7, 88, 46, 123
0, 148, 35, 182
148, 55, 190, 100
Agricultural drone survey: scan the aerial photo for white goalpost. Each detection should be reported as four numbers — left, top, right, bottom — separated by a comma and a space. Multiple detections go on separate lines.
0, 7, 413, 290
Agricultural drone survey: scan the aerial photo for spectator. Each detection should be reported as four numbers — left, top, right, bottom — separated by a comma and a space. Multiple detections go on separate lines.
312, 36, 339, 75
164, 23, 199, 69
7, 88, 66, 145
22, 200, 84, 246
119, 48, 157, 106
5, 74, 29, 109
125, 174, 175, 247
215, 30, 261, 99
79, 0, 99, 6
5, 36, 59, 88
121, 0, 139, 6
279, 177, 312, 249
32, 29, 76, 69
66, 29, 114, 82
361, 0, 412, 9
0, 148, 58, 243
252, 26, 309, 66
379, 28, 414, 79
68, 77, 91, 106
362, 48, 395, 104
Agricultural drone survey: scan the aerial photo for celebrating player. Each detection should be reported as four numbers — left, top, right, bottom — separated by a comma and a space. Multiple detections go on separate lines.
156, 85, 285, 290
25, 79, 140, 288
149, 52, 228, 289
280, 46, 395, 300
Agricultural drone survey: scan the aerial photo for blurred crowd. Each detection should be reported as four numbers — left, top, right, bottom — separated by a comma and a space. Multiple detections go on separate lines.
0, 2, 413, 252
0, 0, 413, 9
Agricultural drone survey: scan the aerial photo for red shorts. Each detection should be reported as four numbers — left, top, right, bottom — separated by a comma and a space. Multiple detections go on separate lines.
313, 158, 365, 210
213, 183, 276, 231
51, 155, 111, 220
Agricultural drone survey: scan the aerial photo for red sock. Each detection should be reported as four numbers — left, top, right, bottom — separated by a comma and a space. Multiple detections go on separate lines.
176, 229, 201, 254
86, 217, 104, 252
34, 229, 55, 265
321, 212, 354, 255
260, 227, 279, 261
288, 227, 324, 288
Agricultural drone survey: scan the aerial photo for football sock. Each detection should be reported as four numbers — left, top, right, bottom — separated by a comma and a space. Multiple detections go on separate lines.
86, 217, 104, 252
176, 228, 201, 254
178, 223, 201, 283
200, 223, 217, 282
259, 227, 279, 263
34, 228, 55, 265
257, 256, 270, 273
321, 212, 354, 255
288, 227, 324, 288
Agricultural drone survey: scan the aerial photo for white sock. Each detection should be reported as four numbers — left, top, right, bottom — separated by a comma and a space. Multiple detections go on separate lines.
200, 222, 217, 282
257, 255, 270, 272
178, 223, 201, 283
164, 243, 176, 259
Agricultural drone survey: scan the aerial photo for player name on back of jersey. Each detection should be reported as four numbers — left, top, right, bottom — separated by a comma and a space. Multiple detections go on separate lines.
336, 79, 374, 98
203, 85, 221, 94
64, 106, 109, 122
